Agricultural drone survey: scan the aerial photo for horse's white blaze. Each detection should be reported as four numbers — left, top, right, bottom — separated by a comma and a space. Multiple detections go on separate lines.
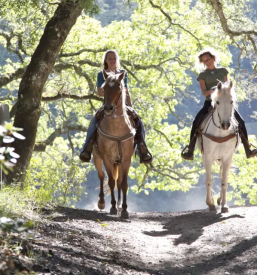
197, 81, 239, 211
108, 81, 115, 87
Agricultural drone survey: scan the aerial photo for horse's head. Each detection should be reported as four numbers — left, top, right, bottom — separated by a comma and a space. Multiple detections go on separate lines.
211, 80, 237, 130
102, 70, 125, 116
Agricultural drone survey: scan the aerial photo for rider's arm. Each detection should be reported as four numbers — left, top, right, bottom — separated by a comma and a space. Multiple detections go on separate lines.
199, 80, 214, 97
123, 71, 132, 107
97, 87, 104, 97
97, 71, 105, 97
125, 88, 132, 107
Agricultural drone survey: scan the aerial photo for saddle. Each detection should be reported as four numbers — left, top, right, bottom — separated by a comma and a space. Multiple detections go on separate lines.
198, 105, 214, 131
95, 105, 139, 128
196, 106, 238, 153
95, 106, 138, 164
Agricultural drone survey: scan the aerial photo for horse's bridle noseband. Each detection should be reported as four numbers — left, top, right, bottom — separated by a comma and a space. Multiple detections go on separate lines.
103, 84, 123, 118
212, 104, 234, 130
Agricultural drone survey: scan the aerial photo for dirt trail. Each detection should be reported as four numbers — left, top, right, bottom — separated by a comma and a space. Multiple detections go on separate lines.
1, 205, 257, 275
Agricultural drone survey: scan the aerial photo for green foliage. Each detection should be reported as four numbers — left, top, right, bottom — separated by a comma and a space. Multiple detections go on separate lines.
0, 185, 40, 219
226, 136, 257, 205
23, 138, 90, 207
0, 0, 257, 207
80, 0, 101, 16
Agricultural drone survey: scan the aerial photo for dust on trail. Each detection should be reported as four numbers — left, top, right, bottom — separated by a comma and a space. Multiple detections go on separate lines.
2, 205, 257, 275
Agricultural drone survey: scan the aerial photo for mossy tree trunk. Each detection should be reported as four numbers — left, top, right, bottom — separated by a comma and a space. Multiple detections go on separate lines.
6, 0, 83, 184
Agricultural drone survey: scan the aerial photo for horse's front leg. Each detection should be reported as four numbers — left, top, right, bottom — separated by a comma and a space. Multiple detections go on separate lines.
103, 162, 117, 215
108, 175, 117, 215
204, 158, 216, 211
120, 165, 130, 219
219, 159, 232, 213
93, 155, 105, 210
116, 165, 123, 211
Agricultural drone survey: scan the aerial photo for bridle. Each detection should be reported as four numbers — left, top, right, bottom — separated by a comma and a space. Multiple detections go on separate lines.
211, 105, 223, 129
211, 101, 234, 130
103, 83, 124, 119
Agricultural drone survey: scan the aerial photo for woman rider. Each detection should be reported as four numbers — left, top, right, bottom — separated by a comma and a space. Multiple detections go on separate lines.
181, 48, 257, 160
79, 50, 153, 164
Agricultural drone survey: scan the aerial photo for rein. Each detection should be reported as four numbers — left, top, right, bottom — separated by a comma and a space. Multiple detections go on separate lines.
212, 107, 223, 129
97, 124, 136, 164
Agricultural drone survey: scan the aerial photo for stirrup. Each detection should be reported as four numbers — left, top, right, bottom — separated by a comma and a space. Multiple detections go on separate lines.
181, 145, 193, 160
138, 143, 153, 164
140, 152, 153, 164
250, 143, 257, 149
79, 140, 95, 162
248, 148, 257, 159
79, 150, 91, 162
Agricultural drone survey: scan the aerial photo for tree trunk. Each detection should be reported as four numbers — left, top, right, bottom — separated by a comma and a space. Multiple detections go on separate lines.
6, 0, 83, 184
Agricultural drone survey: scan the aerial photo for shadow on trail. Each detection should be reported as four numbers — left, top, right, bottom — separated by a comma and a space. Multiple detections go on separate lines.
41, 205, 131, 223
156, 234, 257, 275
33, 221, 257, 275
142, 211, 244, 245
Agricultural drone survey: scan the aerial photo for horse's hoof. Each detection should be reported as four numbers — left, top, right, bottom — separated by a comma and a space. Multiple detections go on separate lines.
217, 198, 221, 206
121, 210, 129, 219
221, 207, 229, 213
209, 205, 216, 211
98, 202, 105, 210
110, 207, 117, 215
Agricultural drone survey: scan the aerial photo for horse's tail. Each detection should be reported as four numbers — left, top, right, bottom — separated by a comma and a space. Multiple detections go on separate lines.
113, 164, 119, 181
101, 164, 119, 195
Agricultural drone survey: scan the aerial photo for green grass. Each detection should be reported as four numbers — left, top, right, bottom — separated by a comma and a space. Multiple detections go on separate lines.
0, 185, 48, 220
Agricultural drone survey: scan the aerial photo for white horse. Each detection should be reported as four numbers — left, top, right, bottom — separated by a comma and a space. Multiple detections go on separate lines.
197, 81, 239, 213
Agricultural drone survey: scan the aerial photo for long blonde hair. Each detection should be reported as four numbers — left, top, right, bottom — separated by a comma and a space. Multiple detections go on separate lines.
102, 50, 121, 70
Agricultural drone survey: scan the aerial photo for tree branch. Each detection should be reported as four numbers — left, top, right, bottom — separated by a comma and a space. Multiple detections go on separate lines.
0, 67, 27, 87
153, 128, 173, 148
42, 93, 102, 102
209, 0, 257, 37
149, 0, 202, 48
73, 65, 95, 91
34, 124, 88, 152
0, 31, 25, 62
164, 101, 191, 126
59, 48, 108, 57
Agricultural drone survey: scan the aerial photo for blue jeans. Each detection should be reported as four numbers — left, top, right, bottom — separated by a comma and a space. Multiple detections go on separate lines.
82, 116, 98, 150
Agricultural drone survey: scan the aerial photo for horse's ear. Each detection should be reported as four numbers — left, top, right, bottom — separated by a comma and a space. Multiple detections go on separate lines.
229, 80, 233, 89
117, 70, 126, 82
103, 70, 108, 80
217, 81, 222, 90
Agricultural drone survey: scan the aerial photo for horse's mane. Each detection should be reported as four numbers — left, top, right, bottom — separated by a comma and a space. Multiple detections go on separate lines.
106, 73, 132, 129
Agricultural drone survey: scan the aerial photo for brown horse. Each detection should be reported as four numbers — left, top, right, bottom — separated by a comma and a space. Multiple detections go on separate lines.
93, 70, 135, 219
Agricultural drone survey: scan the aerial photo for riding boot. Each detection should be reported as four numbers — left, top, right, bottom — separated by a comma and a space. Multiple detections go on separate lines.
135, 118, 153, 164
79, 131, 97, 162
181, 133, 198, 160
240, 132, 257, 158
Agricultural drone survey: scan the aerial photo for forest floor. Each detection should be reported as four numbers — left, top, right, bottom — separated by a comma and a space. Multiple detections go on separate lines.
0, 204, 257, 275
